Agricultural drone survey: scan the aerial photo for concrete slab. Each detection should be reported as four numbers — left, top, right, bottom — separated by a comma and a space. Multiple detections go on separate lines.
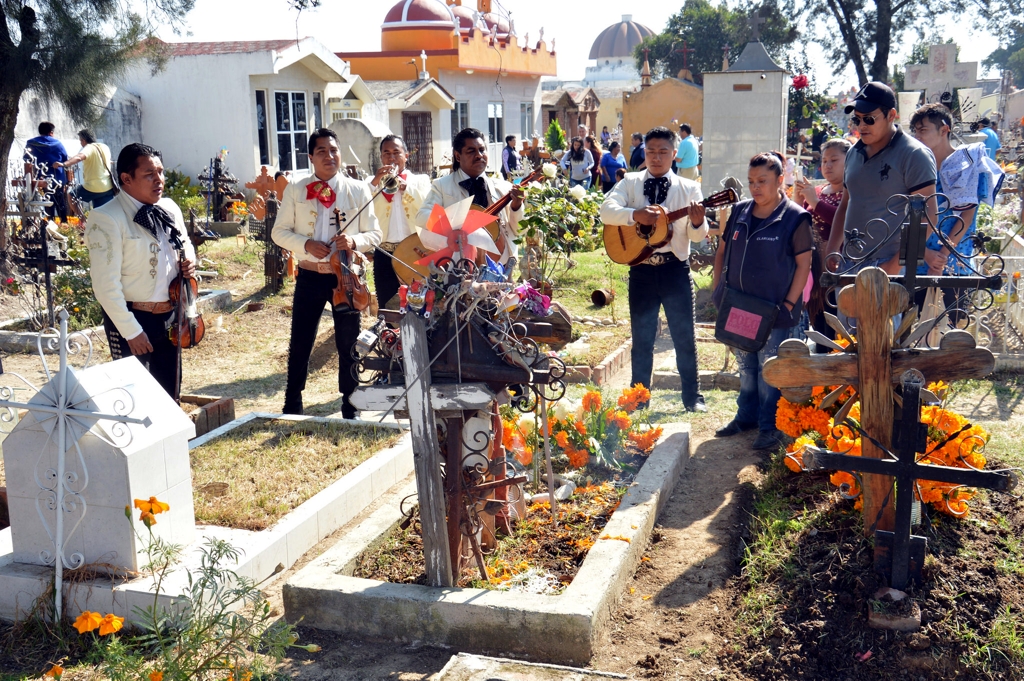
0, 415, 412, 624
282, 424, 692, 666
436, 652, 627, 680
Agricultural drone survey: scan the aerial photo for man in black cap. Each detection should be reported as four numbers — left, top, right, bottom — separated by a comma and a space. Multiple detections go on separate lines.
825, 82, 936, 277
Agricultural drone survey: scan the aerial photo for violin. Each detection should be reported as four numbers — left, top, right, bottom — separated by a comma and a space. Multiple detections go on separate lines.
169, 255, 205, 348
330, 208, 371, 312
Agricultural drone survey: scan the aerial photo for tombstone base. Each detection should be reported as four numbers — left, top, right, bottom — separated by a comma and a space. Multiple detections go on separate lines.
867, 588, 922, 632
436, 652, 627, 680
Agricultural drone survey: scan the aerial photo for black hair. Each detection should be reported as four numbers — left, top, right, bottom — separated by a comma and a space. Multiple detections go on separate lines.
569, 136, 584, 162
909, 103, 952, 133
38, 122, 56, 136
308, 128, 338, 156
615, 167, 626, 180
749, 150, 785, 177
679, 123, 692, 135
116, 142, 163, 179
78, 129, 96, 144
452, 127, 485, 172
979, 117, 991, 127
380, 134, 406, 151
273, 171, 286, 180
631, 132, 643, 142
505, 134, 516, 144
608, 141, 620, 154
644, 126, 676, 145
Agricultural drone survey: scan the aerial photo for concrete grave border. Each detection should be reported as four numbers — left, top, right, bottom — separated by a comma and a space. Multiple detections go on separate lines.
282, 424, 691, 666
0, 412, 410, 623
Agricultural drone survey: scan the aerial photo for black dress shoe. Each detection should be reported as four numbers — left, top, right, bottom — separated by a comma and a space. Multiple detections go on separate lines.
715, 419, 757, 437
684, 402, 707, 413
752, 429, 785, 450
283, 402, 303, 416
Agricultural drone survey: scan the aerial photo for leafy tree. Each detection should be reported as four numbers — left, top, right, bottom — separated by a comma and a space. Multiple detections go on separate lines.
985, 22, 1024, 86
545, 119, 566, 152
1, 0, 195, 243
778, 0, 1022, 85
634, 0, 798, 86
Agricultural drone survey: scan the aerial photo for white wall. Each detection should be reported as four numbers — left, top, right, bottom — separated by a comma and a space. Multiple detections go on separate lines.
701, 71, 789, 196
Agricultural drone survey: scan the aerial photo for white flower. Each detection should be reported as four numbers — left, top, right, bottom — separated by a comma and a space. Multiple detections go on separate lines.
542, 163, 558, 179
569, 185, 587, 200
518, 414, 536, 435
553, 399, 578, 421
528, 181, 543, 190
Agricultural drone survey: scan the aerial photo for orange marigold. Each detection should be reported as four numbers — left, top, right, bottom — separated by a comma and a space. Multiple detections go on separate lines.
566, 448, 589, 468
606, 409, 631, 430
628, 426, 663, 452
574, 420, 587, 436
582, 390, 602, 413
516, 446, 534, 467
617, 384, 651, 412
555, 431, 570, 449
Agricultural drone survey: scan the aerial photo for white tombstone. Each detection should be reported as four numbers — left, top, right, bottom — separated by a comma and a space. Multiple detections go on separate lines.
701, 41, 789, 196
958, 88, 984, 122
3, 357, 196, 573
898, 92, 923, 130
905, 44, 978, 105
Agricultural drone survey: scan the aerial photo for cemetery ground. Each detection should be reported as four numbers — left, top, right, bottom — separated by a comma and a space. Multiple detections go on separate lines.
0, 238, 1021, 679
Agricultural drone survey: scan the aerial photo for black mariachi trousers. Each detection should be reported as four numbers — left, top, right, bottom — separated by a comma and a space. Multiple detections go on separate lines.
284, 269, 361, 417
103, 307, 180, 401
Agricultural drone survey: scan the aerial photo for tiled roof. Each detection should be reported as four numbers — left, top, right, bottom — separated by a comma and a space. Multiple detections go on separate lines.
162, 40, 302, 57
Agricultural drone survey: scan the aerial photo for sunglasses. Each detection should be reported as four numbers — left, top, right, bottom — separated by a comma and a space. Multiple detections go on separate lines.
850, 114, 882, 126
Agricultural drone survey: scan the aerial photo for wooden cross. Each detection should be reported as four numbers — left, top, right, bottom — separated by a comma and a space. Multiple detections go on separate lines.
244, 166, 288, 220
673, 40, 696, 72
792, 143, 814, 180
748, 12, 766, 41
762, 267, 995, 536
904, 44, 978, 105
801, 369, 1015, 590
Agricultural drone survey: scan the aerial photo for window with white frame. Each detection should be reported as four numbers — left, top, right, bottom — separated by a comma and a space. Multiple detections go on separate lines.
274, 91, 309, 172
450, 101, 469, 138
487, 102, 504, 144
520, 102, 534, 139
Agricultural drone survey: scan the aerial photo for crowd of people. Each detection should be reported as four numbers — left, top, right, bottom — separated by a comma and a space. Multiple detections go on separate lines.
38, 78, 1002, 452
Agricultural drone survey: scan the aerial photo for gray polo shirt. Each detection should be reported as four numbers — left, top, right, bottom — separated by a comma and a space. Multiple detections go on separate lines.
843, 127, 936, 262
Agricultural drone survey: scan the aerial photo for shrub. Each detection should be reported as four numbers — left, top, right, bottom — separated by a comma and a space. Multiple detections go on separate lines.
545, 119, 567, 152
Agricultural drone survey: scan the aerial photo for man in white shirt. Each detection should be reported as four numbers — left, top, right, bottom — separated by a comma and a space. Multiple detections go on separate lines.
272, 128, 382, 417
600, 127, 708, 411
86, 143, 197, 400
417, 127, 524, 265
368, 135, 432, 307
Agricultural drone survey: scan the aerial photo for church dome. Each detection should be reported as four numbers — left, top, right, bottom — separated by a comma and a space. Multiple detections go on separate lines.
450, 3, 484, 34
382, 0, 455, 28
481, 11, 510, 37
589, 14, 654, 60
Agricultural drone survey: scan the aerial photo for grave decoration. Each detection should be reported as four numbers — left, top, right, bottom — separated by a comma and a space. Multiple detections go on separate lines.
350, 197, 572, 588
904, 44, 978, 107
0, 311, 197, 621
197, 149, 242, 225
5, 154, 75, 328
764, 190, 1016, 598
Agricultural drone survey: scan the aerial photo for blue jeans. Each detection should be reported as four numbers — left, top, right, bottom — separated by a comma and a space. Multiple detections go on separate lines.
629, 259, 702, 407
569, 176, 592, 189
735, 325, 802, 432
73, 185, 116, 208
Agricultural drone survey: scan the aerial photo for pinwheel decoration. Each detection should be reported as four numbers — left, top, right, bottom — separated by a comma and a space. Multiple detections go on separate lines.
416, 197, 501, 267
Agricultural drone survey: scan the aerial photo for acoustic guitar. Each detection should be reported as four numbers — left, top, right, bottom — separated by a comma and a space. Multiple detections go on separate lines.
392, 167, 547, 286
603, 187, 738, 266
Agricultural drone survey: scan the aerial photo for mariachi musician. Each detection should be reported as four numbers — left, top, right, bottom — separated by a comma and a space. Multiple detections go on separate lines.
86, 142, 196, 401
368, 134, 431, 307
271, 128, 381, 418
416, 127, 524, 263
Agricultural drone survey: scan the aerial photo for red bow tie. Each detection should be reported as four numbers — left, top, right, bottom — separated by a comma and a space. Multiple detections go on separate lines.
307, 180, 336, 208
382, 172, 408, 203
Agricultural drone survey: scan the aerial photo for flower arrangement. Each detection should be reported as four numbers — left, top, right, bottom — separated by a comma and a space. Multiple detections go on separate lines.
228, 201, 248, 217
515, 181, 602, 283
502, 384, 663, 474
778, 378, 989, 517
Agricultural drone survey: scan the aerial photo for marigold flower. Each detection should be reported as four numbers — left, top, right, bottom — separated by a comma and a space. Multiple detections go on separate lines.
73, 610, 102, 634
555, 431, 570, 450
98, 613, 124, 636
150, 671, 164, 681
140, 511, 157, 527
574, 420, 587, 436
606, 410, 631, 430
566, 448, 589, 469
301, 644, 321, 652
617, 384, 651, 412
516, 446, 533, 467
582, 390, 602, 413
43, 664, 64, 678
134, 497, 170, 515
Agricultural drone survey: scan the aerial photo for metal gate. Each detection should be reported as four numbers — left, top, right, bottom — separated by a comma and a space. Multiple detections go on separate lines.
402, 112, 433, 174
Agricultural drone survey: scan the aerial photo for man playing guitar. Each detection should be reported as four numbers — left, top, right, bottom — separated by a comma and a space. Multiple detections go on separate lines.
369, 134, 432, 307
416, 128, 525, 264
600, 127, 708, 411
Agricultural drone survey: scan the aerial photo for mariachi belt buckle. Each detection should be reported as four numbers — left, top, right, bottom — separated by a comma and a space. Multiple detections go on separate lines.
647, 253, 668, 266
317, 262, 332, 274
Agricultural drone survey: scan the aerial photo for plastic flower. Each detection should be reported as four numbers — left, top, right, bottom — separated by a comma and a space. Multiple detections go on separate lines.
98, 613, 124, 636
134, 497, 170, 515
73, 610, 102, 634
43, 664, 64, 678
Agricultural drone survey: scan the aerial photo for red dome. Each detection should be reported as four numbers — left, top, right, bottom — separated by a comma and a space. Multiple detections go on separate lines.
383, 0, 454, 26
450, 4, 479, 33
481, 11, 510, 36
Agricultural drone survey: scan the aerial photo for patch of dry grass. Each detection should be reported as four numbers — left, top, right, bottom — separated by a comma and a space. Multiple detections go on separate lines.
190, 418, 403, 530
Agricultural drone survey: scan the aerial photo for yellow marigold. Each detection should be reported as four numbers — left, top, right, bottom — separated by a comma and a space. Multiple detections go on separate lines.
555, 431, 570, 449
501, 419, 516, 450
516, 446, 533, 467
98, 613, 124, 636
140, 511, 157, 528
582, 390, 602, 413
134, 497, 170, 515
566, 448, 589, 469
73, 610, 102, 634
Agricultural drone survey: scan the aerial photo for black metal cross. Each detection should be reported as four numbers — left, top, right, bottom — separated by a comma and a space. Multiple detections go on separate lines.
801, 370, 1017, 590
748, 12, 766, 41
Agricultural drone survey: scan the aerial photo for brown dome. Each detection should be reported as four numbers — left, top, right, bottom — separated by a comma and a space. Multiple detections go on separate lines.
450, 4, 478, 32
589, 14, 655, 60
382, 0, 454, 27
481, 11, 510, 36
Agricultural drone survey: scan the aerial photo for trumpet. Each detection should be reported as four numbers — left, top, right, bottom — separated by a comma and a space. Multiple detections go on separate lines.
379, 165, 402, 196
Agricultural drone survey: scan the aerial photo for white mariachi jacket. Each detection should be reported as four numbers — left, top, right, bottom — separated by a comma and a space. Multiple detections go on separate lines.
369, 171, 432, 244
416, 168, 524, 263
599, 170, 707, 262
85, 192, 196, 340
271, 173, 382, 259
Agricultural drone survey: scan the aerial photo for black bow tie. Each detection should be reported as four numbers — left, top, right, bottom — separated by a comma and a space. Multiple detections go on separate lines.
134, 203, 183, 252
459, 176, 489, 208
643, 176, 670, 206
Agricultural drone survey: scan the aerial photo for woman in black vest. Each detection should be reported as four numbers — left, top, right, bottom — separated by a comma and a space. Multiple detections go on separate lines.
712, 151, 814, 451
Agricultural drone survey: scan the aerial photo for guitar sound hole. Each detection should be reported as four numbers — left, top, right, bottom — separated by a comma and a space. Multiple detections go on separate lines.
636, 224, 655, 240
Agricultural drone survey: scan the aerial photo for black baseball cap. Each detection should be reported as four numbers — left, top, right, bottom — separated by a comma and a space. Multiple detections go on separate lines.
844, 81, 897, 114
